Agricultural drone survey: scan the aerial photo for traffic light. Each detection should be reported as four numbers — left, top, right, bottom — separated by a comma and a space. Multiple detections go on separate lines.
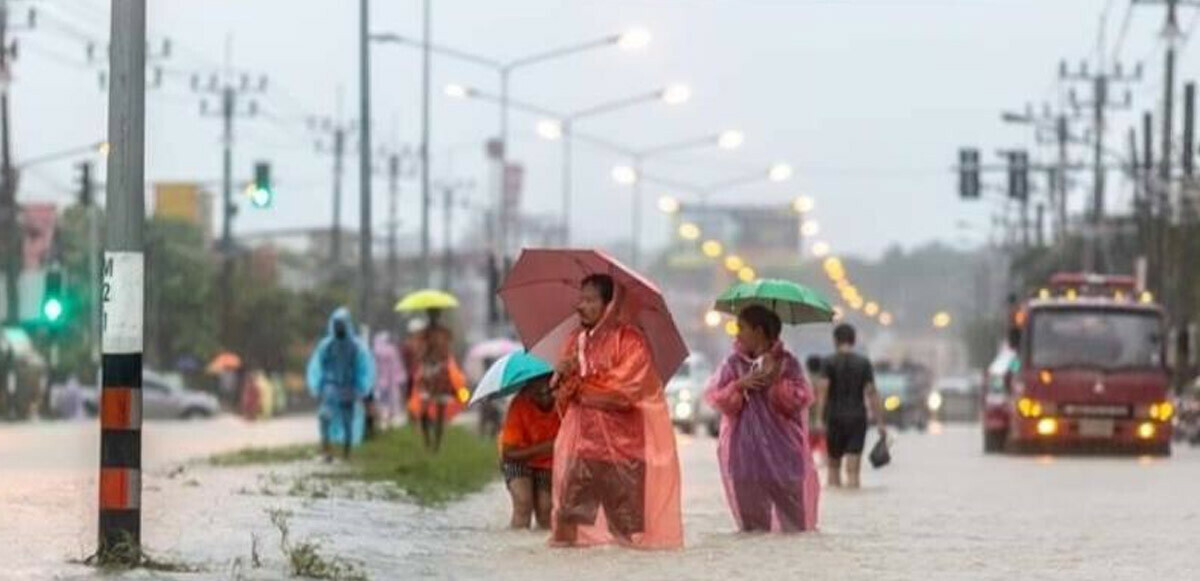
250, 161, 273, 208
76, 161, 93, 207
42, 268, 65, 326
1007, 150, 1029, 202
958, 148, 980, 199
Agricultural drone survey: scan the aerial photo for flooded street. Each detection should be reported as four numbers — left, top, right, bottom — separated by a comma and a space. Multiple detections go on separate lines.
4, 420, 1200, 580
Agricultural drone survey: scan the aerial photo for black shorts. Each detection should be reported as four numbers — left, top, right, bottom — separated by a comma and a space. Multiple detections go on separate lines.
558, 457, 646, 537
826, 416, 868, 460
502, 461, 552, 490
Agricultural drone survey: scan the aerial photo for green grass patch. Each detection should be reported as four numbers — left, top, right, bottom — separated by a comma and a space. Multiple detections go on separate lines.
209, 426, 498, 506
209, 443, 318, 467
321, 426, 498, 506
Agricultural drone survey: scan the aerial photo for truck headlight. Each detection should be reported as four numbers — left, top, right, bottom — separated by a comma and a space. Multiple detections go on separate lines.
678, 389, 692, 402
1149, 402, 1174, 422
674, 401, 693, 419
884, 395, 901, 411
1018, 397, 1043, 418
1036, 417, 1058, 436
927, 392, 943, 412
1137, 422, 1156, 440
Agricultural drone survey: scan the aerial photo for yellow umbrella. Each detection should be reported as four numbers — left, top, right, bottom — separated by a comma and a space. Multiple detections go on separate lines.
395, 289, 460, 312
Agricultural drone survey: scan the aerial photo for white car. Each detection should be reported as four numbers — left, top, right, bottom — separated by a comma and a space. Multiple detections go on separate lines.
665, 354, 718, 436
53, 370, 220, 420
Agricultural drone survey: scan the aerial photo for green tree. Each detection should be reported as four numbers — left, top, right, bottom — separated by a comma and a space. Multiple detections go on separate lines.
144, 218, 219, 372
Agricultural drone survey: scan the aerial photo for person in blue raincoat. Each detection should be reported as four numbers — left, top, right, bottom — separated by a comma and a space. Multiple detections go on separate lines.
306, 308, 375, 461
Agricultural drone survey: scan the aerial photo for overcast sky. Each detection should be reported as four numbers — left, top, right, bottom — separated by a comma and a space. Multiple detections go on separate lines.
12, 0, 1197, 259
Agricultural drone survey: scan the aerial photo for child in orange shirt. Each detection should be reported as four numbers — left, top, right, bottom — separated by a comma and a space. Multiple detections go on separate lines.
499, 375, 560, 529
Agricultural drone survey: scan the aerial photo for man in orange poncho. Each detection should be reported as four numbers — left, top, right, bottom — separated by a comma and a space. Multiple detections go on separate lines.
550, 274, 683, 549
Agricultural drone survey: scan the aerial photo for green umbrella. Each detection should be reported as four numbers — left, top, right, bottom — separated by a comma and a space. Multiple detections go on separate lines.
468, 350, 553, 406
714, 278, 835, 325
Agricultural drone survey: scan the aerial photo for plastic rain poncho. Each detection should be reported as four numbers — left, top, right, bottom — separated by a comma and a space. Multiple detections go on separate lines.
306, 308, 375, 446
372, 332, 407, 423
551, 286, 683, 550
705, 340, 820, 533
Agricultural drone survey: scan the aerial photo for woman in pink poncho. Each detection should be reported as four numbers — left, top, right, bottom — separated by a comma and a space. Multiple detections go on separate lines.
705, 305, 820, 532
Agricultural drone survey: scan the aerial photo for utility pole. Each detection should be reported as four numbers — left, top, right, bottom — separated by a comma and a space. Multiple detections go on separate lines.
385, 146, 417, 296
1, 0, 20, 325
419, 0, 432, 287
191, 46, 267, 347
1061, 58, 1140, 272
308, 113, 356, 269
438, 180, 473, 290
98, 0, 145, 555
358, 0, 374, 326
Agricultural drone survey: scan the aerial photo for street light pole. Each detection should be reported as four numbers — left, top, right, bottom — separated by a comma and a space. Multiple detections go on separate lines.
358, 0, 374, 324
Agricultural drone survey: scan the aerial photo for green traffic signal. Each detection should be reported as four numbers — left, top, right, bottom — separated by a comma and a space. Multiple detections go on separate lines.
42, 298, 64, 323
251, 161, 273, 208
42, 269, 66, 326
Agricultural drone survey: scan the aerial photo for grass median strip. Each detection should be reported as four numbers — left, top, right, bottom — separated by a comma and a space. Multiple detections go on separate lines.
209, 426, 498, 505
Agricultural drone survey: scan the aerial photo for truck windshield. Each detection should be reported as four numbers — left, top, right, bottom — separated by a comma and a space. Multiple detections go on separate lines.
1029, 309, 1162, 370
875, 373, 908, 395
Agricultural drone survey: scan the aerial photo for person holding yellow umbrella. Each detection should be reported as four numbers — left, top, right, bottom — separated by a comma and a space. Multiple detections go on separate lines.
396, 289, 470, 452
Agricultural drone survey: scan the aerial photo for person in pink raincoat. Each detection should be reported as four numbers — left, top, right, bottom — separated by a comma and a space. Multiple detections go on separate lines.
704, 305, 820, 533
372, 332, 407, 429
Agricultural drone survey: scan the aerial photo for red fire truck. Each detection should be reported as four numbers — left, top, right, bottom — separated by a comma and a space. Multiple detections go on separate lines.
983, 273, 1174, 455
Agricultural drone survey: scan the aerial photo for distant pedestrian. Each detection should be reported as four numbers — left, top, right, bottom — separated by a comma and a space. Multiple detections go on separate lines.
306, 307, 375, 462
372, 331, 407, 430
407, 310, 466, 452
813, 324, 887, 489
499, 375, 560, 530
706, 305, 820, 532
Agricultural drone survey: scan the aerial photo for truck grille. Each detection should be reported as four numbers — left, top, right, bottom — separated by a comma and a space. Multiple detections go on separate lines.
1060, 404, 1132, 418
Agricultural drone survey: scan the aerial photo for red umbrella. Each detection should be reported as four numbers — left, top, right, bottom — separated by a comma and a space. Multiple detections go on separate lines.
498, 248, 688, 383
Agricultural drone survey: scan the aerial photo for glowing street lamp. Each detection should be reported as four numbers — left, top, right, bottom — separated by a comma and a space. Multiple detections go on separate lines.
701, 240, 724, 258
768, 163, 794, 182
679, 222, 701, 240
611, 165, 638, 185
724, 255, 745, 272
933, 311, 953, 329
705, 310, 722, 328
724, 320, 740, 336
617, 27, 652, 50
864, 301, 880, 317
536, 119, 563, 140
792, 195, 815, 213
717, 130, 745, 150
443, 83, 469, 99
879, 312, 894, 326
800, 220, 820, 237
738, 266, 756, 283
810, 241, 831, 258
660, 84, 692, 105
657, 195, 680, 214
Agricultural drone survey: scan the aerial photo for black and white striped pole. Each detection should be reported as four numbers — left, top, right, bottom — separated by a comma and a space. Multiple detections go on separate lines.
98, 0, 145, 553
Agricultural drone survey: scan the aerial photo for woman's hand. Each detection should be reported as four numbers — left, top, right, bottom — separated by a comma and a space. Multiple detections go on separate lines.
555, 356, 578, 379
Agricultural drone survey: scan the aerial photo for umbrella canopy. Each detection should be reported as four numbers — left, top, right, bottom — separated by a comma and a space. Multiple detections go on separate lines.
468, 350, 553, 406
206, 352, 242, 374
395, 289, 459, 312
464, 338, 522, 383
499, 248, 688, 382
714, 278, 834, 325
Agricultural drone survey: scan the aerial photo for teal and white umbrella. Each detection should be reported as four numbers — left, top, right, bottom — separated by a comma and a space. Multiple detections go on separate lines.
468, 350, 554, 406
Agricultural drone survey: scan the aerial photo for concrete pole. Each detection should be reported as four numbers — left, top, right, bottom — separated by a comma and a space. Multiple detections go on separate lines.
359, 0, 374, 324
98, 0, 146, 554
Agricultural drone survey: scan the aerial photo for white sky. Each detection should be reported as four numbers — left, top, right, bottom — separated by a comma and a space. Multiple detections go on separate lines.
11, 0, 1199, 259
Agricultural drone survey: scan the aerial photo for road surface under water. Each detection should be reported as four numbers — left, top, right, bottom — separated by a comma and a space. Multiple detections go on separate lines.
3, 419, 1199, 580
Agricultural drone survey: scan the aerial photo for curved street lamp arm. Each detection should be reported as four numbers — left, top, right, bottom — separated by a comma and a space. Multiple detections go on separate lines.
506, 35, 619, 71
567, 90, 664, 122
370, 32, 504, 70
